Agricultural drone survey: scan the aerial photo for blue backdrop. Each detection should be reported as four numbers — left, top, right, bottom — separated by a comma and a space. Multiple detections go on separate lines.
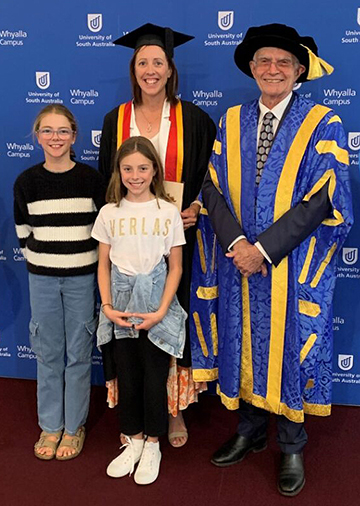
1, 0, 360, 404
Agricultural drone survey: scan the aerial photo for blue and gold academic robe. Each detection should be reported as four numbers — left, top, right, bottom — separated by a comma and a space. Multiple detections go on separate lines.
190, 94, 353, 423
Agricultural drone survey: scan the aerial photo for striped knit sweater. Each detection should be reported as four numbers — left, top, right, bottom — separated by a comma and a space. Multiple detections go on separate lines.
14, 162, 106, 276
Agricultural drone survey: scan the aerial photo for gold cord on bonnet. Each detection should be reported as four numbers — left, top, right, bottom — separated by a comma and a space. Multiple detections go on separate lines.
301, 44, 334, 80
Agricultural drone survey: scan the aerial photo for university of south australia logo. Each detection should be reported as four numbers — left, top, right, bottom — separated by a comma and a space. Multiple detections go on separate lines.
218, 11, 234, 31
87, 14, 102, 33
342, 247, 358, 265
348, 132, 360, 151
35, 72, 50, 90
91, 130, 102, 148
357, 8, 360, 26
338, 354, 354, 371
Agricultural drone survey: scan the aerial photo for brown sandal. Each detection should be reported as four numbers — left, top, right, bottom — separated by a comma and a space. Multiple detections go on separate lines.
56, 426, 86, 461
168, 430, 188, 448
34, 430, 63, 460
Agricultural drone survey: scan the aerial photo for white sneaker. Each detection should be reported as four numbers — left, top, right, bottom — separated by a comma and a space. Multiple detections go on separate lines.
106, 436, 144, 478
134, 441, 162, 485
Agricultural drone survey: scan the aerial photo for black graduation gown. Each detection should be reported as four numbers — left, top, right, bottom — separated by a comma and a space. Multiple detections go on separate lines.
99, 100, 216, 370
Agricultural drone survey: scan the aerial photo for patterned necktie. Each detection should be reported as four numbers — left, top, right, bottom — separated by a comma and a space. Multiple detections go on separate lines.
256, 112, 274, 185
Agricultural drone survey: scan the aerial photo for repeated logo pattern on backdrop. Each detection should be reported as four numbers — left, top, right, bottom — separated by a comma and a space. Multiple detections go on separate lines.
1, 0, 360, 403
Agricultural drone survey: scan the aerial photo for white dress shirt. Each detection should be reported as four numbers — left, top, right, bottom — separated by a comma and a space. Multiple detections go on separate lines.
130, 100, 202, 210
130, 100, 171, 170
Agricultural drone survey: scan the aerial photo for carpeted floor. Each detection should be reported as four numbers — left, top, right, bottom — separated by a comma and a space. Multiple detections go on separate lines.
1, 377, 360, 506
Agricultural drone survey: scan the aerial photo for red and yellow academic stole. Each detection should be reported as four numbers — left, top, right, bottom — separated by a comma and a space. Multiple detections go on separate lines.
116, 101, 184, 183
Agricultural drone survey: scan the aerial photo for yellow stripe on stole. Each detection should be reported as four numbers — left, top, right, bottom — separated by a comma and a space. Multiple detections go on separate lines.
214, 139, 222, 155
211, 313, 218, 356
175, 102, 184, 182
315, 140, 349, 165
193, 368, 218, 382
305, 378, 315, 389
300, 334, 317, 364
226, 106, 242, 223
216, 384, 307, 422
196, 230, 206, 274
116, 104, 126, 149
267, 105, 330, 413
327, 115, 342, 125
298, 300, 321, 317
303, 402, 331, 417
196, 286, 218, 299
209, 162, 222, 194
298, 236, 317, 284
303, 170, 334, 201
240, 277, 253, 399
192, 312, 209, 357
216, 384, 240, 410
323, 212, 344, 226
310, 243, 337, 288
215, 382, 331, 421
303, 170, 344, 227
225, 106, 254, 399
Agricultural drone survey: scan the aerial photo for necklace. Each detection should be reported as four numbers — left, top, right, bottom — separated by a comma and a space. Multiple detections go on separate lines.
138, 107, 161, 133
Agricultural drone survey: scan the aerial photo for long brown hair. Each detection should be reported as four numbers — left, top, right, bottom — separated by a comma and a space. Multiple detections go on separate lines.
106, 136, 173, 206
129, 46, 179, 106
33, 104, 77, 159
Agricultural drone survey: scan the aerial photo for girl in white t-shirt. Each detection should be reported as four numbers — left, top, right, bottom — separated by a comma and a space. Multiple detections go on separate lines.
92, 136, 186, 485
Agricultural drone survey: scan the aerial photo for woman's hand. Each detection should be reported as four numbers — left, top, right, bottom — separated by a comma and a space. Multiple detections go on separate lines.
181, 203, 200, 230
194, 381, 207, 393
131, 310, 165, 331
103, 307, 134, 327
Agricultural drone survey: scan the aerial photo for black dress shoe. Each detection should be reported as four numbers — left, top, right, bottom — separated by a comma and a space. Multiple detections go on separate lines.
278, 452, 305, 497
211, 433, 267, 467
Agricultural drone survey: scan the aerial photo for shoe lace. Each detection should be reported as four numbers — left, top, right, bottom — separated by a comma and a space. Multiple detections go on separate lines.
139, 443, 155, 471
119, 436, 136, 476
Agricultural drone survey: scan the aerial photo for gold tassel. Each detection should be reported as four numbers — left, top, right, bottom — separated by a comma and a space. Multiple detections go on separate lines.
301, 44, 334, 80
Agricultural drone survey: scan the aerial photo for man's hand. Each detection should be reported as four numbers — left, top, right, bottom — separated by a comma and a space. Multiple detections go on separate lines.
226, 239, 267, 277
181, 203, 200, 230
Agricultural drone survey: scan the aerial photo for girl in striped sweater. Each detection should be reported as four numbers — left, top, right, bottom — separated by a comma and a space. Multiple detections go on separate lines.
14, 104, 105, 461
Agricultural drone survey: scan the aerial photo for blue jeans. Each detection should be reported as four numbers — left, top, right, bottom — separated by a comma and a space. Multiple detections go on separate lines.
28, 273, 97, 435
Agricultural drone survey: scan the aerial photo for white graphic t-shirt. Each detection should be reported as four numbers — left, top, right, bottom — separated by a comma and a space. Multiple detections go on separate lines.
92, 198, 186, 275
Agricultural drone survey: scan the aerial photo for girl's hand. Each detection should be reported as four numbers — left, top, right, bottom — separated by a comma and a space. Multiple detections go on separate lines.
103, 307, 134, 327
131, 311, 165, 331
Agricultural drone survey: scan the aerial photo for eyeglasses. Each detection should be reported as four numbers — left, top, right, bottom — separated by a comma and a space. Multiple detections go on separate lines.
37, 128, 75, 139
252, 58, 295, 69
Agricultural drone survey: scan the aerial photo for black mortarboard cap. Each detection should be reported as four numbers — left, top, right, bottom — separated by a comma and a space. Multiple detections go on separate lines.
234, 23, 322, 82
113, 23, 194, 58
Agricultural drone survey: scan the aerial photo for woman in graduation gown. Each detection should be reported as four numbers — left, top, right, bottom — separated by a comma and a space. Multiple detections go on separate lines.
99, 23, 216, 447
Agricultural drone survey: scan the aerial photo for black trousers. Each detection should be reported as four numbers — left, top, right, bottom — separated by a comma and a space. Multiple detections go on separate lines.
237, 400, 308, 454
114, 331, 170, 437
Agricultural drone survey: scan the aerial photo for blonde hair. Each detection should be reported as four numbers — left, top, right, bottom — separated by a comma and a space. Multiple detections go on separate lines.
106, 136, 173, 206
33, 104, 77, 159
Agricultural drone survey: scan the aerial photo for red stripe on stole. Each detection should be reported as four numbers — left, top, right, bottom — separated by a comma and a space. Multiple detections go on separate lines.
122, 101, 132, 142
164, 105, 178, 182
118, 101, 181, 183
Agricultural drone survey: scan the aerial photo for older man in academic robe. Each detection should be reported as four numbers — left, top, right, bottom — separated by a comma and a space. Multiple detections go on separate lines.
190, 23, 353, 496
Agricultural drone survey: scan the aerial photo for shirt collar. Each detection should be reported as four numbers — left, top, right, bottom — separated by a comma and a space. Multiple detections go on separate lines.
258, 92, 293, 123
